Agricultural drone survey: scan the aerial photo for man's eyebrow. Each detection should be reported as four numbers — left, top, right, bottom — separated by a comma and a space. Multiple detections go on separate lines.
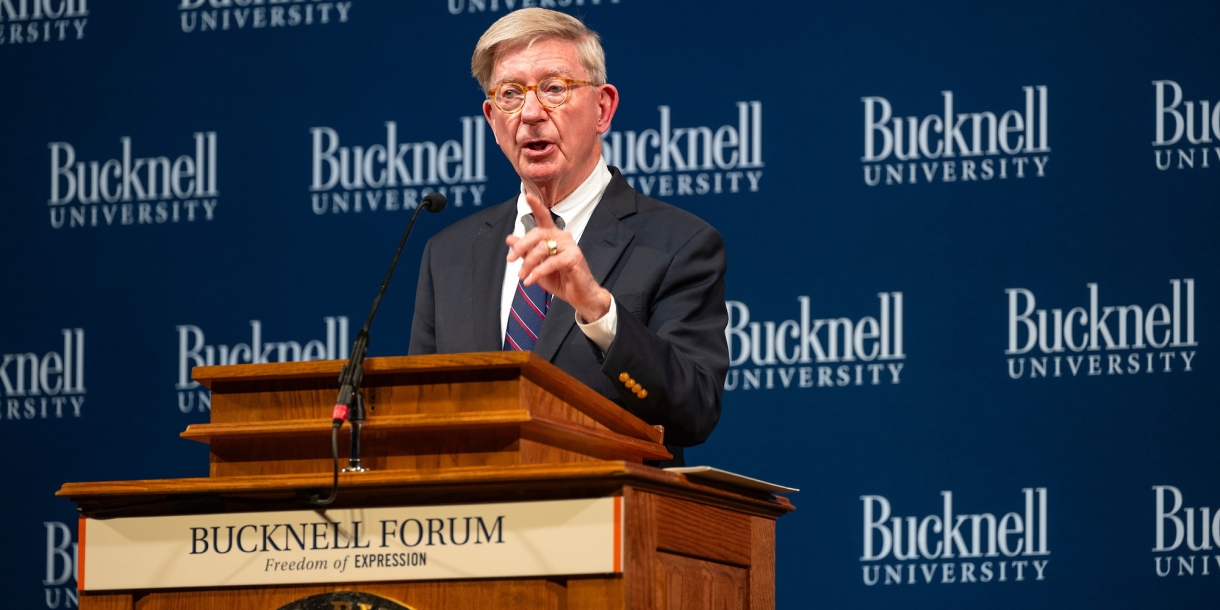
538, 67, 572, 79
491, 66, 574, 87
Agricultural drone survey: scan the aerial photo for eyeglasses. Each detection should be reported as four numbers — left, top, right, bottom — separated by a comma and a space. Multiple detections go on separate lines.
487, 78, 595, 114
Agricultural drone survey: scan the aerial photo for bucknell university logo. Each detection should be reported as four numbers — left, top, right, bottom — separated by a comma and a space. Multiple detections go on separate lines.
860, 488, 1050, 586
176, 317, 349, 413
1151, 80, 1220, 172
1152, 485, 1220, 578
44, 521, 78, 608
447, 0, 620, 16
310, 119, 488, 216
0, 0, 89, 45
725, 293, 905, 391
2, 329, 85, 421
861, 86, 1049, 186
48, 133, 219, 230
601, 102, 764, 198
180, 0, 351, 33
1005, 280, 1196, 380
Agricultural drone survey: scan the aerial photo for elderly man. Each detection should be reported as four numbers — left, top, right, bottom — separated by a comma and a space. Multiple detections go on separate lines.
409, 8, 727, 465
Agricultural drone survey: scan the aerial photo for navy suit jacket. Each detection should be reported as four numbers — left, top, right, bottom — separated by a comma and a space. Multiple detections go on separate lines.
408, 167, 728, 465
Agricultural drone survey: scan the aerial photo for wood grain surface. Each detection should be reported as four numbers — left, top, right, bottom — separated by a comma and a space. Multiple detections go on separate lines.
70, 472, 787, 610
183, 409, 670, 473
82, 577, 580, 610
654, 494, 752, 567
749, 515, 777, 609
59, 461, 791, 518
71, 354, 790, 610
655, 551, 749, 610
193, 353, 662, 443
182, 410, 534, 442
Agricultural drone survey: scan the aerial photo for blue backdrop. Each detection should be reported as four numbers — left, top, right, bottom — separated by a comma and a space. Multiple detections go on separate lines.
3, 1, 1218, 607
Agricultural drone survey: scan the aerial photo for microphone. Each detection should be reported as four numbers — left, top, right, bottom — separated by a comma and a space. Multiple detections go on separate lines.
332, 191, 447, 426
311, 191, 445, 507
422, 191, 448, 213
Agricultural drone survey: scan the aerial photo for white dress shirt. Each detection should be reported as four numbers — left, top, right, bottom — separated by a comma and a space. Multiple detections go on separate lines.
500, 157, 618, 352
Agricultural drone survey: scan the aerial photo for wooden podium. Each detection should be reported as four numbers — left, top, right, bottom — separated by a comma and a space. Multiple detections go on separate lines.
59, 352, 793, 610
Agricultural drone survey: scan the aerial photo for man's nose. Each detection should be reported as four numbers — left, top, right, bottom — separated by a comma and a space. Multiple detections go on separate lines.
519, 89, 549, 123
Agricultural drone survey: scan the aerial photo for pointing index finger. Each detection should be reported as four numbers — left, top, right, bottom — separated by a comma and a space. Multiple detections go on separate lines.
524, 192, 556, 230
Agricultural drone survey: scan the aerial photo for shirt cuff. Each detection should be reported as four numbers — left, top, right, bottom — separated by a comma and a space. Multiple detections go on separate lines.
575, 295, 618, 353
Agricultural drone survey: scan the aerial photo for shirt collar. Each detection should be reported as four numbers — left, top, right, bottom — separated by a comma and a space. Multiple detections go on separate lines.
514, 157, 612, 242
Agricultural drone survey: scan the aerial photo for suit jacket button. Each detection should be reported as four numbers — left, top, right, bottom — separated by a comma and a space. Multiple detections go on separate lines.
636, 389, 648, 399
619, 372, 630, 382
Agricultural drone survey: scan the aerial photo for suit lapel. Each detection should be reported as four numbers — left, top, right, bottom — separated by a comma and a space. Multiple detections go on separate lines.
472, 200, 517, 352
533, 170, 637, 362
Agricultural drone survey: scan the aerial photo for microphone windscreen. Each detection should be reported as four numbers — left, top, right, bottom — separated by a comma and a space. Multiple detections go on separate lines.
422, 192, 447, 213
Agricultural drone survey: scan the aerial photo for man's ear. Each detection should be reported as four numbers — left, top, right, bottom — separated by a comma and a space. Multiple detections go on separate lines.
483, 99, 499, 144
595, 84, 620, 135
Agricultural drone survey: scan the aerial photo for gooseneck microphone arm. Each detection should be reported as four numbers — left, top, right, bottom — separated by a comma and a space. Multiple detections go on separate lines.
310, 192, 447, 507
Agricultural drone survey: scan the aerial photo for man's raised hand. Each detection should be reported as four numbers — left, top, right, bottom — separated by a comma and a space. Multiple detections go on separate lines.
505, 192, 612, 322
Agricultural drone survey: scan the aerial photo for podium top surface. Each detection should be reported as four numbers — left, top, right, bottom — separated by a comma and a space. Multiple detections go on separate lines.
58, 461, 794, 520
194, 352, 565, 386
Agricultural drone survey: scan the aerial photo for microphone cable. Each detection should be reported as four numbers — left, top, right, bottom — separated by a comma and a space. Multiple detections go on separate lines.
308, 422, 342, 507
307, 192, 447, 508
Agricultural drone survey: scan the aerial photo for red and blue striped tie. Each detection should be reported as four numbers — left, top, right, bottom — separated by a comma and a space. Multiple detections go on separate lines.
504, 280, 550, 351
504, 211, 564, 352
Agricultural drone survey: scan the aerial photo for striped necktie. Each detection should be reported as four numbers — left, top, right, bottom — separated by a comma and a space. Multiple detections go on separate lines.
504, 212, 564, 352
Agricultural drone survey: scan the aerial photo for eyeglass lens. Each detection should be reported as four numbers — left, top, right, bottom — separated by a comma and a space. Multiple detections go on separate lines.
496, 79, 570, 112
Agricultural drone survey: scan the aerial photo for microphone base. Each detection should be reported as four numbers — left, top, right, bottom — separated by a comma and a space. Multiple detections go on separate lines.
344, 396, 370, 472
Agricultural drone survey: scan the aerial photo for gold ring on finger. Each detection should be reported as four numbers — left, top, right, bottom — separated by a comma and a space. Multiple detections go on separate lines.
546, 239, 558, 256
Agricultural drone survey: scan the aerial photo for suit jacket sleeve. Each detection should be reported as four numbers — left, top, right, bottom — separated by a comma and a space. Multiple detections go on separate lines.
408, 239, 437, 355
599, 225, 728, 447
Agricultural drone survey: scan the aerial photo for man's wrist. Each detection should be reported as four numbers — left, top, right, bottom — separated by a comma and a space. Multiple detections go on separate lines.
575, 288, 613, 323
576, 293, 618, 353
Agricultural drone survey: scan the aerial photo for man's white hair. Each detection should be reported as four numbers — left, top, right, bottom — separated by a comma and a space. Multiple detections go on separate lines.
471, 8, 606, 92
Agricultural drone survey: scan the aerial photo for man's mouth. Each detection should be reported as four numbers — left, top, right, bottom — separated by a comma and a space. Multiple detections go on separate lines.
523, 140, 553, 153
